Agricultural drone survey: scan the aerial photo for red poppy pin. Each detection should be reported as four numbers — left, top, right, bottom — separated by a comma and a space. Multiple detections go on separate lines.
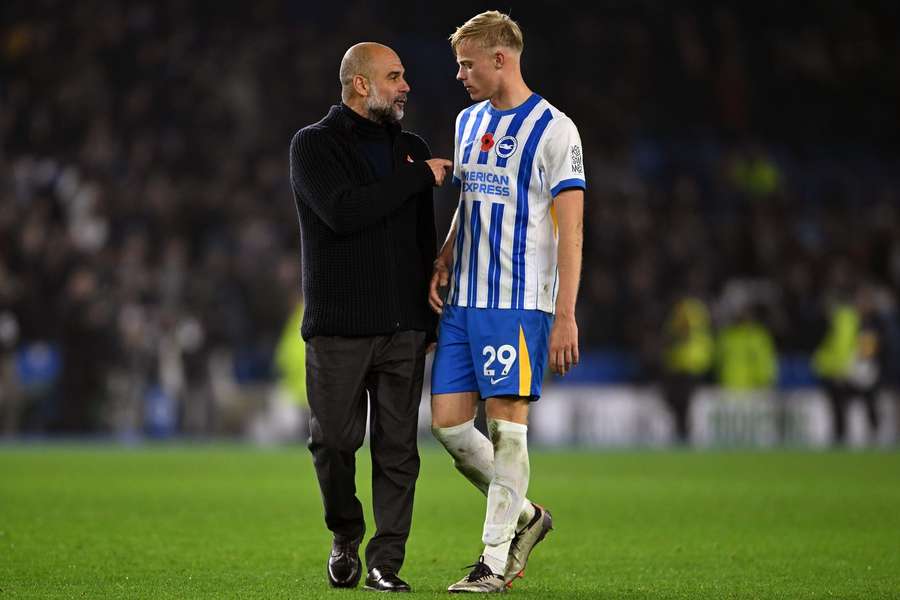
480, 132, 494, 152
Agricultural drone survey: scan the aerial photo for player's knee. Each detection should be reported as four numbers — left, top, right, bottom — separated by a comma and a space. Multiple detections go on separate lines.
432, 392, 479, 428
486, 417, 528, 448
431, 410, 473, 430
431, 424, 455, 450
485, 396, 530, 424
431, 419, 472, 452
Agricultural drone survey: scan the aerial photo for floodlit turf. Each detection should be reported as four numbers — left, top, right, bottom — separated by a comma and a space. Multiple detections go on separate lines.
1, 445, 899, 599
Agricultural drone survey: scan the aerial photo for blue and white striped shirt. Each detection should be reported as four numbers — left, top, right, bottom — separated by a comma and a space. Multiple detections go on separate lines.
448, 94, 586, 313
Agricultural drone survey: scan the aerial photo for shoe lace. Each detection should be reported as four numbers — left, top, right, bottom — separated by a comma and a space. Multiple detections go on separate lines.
461, 557, 495, 582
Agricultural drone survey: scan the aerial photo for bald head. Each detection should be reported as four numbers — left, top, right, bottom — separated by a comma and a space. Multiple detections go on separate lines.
339, 42, 410, 124
340, 42, 397, 102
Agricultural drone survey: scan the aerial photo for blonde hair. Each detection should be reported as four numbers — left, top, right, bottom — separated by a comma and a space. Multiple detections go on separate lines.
449, 10, 524, 54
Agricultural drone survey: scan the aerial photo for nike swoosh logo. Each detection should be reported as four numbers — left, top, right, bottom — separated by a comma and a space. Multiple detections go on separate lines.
490, 376, 509, 385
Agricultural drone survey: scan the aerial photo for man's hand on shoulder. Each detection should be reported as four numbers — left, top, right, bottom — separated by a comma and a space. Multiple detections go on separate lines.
425, 159, 452, 186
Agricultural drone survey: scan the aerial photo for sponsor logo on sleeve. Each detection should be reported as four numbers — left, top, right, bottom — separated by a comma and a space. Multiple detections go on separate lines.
570, 144, 583, 173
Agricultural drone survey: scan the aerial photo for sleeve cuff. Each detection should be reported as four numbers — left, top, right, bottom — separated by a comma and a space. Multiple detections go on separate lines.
551, 178, 586, 197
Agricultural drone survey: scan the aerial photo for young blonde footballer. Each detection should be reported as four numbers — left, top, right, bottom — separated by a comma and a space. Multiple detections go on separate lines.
429, 10, 586, 593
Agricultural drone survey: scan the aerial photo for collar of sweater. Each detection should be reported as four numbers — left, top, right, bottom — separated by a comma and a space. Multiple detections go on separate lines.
332, 103, 400, 140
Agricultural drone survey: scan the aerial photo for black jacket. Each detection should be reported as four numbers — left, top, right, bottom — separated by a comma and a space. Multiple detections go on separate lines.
289, 104, 438, 341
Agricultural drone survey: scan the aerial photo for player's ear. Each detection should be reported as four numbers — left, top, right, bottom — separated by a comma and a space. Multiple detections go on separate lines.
494, 50, 504, 69
353, 74, 369, 97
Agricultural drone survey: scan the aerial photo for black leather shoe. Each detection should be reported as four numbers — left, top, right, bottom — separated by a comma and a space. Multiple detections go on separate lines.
327, 537, 362, 588
364, 567, 411, 592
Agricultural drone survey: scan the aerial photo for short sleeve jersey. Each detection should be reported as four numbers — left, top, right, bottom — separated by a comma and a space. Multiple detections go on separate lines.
448, 94, 586, 314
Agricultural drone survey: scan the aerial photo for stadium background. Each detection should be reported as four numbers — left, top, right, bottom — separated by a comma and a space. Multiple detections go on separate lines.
2, 0, 899, 444
2, 2, 900, 599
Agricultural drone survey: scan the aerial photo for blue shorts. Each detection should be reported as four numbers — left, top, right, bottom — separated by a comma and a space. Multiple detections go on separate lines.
431, 305, 553, 400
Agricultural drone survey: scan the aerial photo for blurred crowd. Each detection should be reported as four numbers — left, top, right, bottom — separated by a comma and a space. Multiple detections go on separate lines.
1, 1, 899, 434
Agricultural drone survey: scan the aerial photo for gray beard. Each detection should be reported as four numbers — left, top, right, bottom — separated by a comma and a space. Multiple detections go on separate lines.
365, 91, 402, 125
366, 104, 399, 125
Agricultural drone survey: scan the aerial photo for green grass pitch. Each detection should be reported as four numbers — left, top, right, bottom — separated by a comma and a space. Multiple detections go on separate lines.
2, 445, 899, 598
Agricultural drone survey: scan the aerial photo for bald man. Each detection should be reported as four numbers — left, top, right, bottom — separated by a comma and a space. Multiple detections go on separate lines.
289, 43, 452, 592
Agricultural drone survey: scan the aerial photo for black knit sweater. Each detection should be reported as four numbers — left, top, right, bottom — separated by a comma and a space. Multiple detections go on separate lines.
289, 104, 438, 341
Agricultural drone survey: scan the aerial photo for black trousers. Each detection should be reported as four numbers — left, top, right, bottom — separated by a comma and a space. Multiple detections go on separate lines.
306, 330, 426, 573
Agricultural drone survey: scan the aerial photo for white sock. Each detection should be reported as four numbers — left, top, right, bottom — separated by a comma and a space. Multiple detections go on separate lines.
432, 419, 535, 529
432, 418, 494, 493
481, 540, 510, 576
482, 418, 530, 551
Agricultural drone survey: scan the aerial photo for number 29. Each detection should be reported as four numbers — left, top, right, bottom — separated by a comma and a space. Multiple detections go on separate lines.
482, 344, 517, 377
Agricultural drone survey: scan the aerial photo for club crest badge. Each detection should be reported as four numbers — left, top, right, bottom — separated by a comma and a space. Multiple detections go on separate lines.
495, 136, 518, 159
